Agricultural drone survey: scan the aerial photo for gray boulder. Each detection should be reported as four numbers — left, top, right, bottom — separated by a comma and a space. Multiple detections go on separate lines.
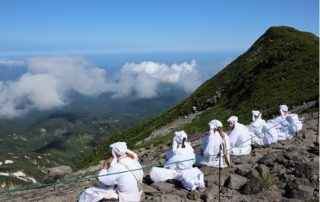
241, 169, 263, 194
235, 164, 252, 176
284, 180, 314, 199
293, 161, 319, 178
152, 194, 182, 202
43, 165, 73, 182
151, 182, 175, 192
225, 174, 247, 190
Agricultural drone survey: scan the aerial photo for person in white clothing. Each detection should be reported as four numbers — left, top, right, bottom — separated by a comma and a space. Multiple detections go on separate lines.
150, 131, 205, 191
271, 105, 291, 140
248, 110, 267, 146
271, 104, 303, 140
164, 130, 195, 170
227, 116, 252, 155
197, 120, 231, 168
98, 142, 143, 202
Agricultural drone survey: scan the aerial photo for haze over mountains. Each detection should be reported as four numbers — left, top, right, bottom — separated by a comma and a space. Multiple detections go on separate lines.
0, 51, 237, 186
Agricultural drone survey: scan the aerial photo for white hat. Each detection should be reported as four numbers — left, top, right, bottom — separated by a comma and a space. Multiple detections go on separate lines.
280, 105, 288, 111
110, 142, 127, 156
174, 131, 188, 144
279, 104, 288, 116
252, 110, 261, 121
208, 120, 223, 129
227, 116, 238, 123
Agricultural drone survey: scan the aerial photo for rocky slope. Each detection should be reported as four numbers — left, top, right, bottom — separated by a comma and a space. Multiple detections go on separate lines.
79, 26, 319, 168
0, 111, 318, 202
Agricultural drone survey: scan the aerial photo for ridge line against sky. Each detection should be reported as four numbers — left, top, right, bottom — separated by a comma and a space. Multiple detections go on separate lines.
0, 0, 319, 55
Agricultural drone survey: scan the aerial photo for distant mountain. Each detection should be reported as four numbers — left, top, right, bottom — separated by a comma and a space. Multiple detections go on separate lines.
0, 88, 189, 186
78, 26, 319, 168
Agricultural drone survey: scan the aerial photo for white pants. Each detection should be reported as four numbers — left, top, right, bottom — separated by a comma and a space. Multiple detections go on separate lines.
231, 146, 251, 156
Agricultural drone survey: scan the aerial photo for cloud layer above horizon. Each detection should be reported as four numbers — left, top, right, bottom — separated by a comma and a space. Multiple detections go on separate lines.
0, 56, 201, 118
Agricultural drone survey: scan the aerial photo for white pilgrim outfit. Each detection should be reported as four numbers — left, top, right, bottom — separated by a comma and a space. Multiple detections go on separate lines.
271, 105, 291, 140
150, 131, 205, 191
98, 142, 143, 202
198, 120, 231, 168
228, 116, 252, 155
248, 110, 267, 146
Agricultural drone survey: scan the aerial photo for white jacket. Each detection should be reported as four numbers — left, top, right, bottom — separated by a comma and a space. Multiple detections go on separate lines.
98, 156, 143, 202
199, 131, 231, 167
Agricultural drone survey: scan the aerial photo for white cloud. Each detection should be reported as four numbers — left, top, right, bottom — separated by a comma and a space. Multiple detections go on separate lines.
0, 56, 201, 118
113, 60, 200, 98
0, 59, 24, 67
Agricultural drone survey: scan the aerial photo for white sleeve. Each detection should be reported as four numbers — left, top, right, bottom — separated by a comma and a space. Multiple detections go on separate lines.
98, 166, 120, 186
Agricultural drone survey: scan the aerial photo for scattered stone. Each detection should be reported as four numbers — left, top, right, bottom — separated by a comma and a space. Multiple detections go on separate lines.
187, 190, 201, 200
293, 161, 319, 179
235, 164, 252, 176
152, 194, 182, 202
284, 180, 314, 199
256, 164, 269, 177
143, 184, 159, 193
43, 165, 73, 182
151, 182, 175, 192
225, 174, 247, 190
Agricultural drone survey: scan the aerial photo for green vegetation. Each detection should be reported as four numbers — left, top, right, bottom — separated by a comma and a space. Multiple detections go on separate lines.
260, 174, 279, 191
77, 26, 319, 169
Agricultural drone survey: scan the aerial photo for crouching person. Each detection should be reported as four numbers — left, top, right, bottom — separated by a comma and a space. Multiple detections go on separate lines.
150, 131, 205, 191
228, 116, 252, 155
197, 120, 231, 168
98, 142, 144, 202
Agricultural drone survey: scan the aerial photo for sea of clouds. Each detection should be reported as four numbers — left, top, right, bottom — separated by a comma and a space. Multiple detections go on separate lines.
0, 56, 201, 118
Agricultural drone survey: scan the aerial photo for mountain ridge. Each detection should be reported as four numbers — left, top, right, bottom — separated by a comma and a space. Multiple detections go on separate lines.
78, 25, 319, 168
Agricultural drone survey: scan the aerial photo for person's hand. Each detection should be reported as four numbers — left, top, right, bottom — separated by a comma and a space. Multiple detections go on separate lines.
102, 157, 113, 169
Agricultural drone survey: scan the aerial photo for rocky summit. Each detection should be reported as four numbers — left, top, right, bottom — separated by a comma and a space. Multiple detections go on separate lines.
0, 111, 318, 202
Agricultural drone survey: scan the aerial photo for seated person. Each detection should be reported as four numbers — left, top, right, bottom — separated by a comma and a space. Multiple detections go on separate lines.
197, 120, 231, 168
150, 131, 204, 191
164, 131, 195, 170
248, 110, 267, 146
98, 142, 143, 202
272, 104, 303, 140
227, 116, 252, 155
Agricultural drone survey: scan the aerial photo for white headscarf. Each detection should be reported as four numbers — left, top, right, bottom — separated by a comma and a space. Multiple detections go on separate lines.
227, 116, 238, 123
279, 104, 288, 116
208, 120, 223, 130
174, 131, 188, 144
110, 142, 137, 161
252, 110, 261, 121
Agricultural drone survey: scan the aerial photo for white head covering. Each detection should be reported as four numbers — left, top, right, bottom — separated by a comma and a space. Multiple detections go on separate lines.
174, 130, 188, 144
279, 104, 288, 116
227, 116, 238, 123
252, 110, 261, 121
110, 142, 137, 161
208, 120, 223, 130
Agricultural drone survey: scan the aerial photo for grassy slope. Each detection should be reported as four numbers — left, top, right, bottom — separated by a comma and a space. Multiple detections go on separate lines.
77, 26, 319, 169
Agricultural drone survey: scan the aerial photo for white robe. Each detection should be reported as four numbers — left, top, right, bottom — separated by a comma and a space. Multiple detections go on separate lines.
164, 142, 195, 170
229, 123, 252, 155
272, 115, 290, 140
198, 131, 231, 167
98, 156, 143, 202
286, 113, 303, 135
248, 118, 267, 146
262, 120, 279, 145
151, 143, 204, 190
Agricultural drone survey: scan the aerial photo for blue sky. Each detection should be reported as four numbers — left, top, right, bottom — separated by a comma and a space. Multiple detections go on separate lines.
0, 0, 318, 55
